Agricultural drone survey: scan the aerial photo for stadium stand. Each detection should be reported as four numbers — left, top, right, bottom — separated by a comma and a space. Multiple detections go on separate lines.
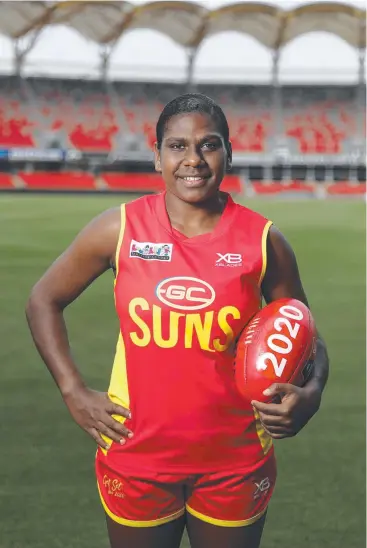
19, 172, 96, 191
7, 172, 242, 194
0, 1, 365, 197
7, 173, 363, 197
0, 78, 363, 156
102, 173, 164, 192
102, 174, 241, 193
0, 173, 14, 189
326, 181, 367, 196
251, 180, 316, 196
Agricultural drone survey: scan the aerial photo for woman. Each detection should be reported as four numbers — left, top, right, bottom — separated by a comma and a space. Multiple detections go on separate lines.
26, 93, 329, 548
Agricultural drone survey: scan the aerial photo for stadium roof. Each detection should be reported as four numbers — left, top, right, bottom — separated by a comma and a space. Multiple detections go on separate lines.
0, 1, 365, 50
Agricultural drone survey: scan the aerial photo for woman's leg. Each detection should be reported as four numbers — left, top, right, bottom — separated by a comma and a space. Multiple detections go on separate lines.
106, 513, 186, 548
186, 511, 267, 548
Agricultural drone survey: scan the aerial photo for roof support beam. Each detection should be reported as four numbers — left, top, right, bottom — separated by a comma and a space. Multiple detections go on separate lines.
13, 28, 43, 76
186, 47, 198, 92
271, 49, 285, 150
99, 43, 116, 81
356, 47, 366, 154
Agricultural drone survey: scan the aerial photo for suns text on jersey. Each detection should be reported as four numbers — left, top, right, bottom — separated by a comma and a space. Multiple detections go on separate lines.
127, 298, 241, 352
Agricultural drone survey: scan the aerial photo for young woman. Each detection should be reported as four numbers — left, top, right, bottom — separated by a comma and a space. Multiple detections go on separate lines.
26, 93, 329, 548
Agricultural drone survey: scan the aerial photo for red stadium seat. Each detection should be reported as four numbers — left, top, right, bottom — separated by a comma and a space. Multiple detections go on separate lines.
69, 124, 118, 151
252, 181, 284, 195
326, 182, 366, 196
102, 173, 165, 192
285, 104, 352, 154
285, 180, 315, 193
0, 173, 14, 188
0, 100, 35, 147
221, 175, 242, 193
143, 122, 157, 149
19, 172, 96, 190
251, 180, 315, 195
228, 114, 270, 153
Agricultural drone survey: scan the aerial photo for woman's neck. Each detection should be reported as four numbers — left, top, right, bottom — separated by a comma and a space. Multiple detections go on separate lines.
165, 191, 227, 238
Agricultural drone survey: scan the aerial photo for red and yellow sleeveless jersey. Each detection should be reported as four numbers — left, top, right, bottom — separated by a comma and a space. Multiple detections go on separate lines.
104, 192, 273, 474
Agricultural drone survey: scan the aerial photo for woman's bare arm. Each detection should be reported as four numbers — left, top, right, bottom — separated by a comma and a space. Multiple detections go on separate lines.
26, 207, 132, 449
252, 225, 329, 439
261, 226, 329, 394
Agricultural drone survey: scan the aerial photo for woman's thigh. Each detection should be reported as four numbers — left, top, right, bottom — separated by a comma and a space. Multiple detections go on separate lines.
106, 513, 186, 548
186, 511, 267, 548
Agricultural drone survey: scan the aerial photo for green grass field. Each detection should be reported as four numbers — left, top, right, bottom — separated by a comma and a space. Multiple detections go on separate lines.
0, 194, 365, 548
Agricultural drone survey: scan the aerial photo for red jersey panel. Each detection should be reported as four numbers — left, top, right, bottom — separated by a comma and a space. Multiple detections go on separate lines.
105, 192, 273, 474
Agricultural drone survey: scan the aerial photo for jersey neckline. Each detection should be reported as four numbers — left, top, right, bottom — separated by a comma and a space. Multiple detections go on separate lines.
155, 191, 239, 245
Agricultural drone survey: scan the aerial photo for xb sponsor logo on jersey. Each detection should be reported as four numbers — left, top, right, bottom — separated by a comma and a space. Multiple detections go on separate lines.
130, 240, 173, 262
253, 477, 271, 500
216, 253, 242, 268
128, 276, 241, 352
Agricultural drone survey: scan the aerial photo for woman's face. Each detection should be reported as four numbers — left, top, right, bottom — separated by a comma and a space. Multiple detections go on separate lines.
154, 112, 232, 204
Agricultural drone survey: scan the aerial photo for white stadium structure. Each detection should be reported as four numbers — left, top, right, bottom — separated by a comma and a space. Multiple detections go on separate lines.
0, 1, 365, 196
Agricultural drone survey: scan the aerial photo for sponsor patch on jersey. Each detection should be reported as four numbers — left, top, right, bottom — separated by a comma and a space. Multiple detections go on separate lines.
215, 253, 243, 267
129, 240, 173, 261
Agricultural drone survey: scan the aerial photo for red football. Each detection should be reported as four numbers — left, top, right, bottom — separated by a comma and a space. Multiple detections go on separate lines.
235, 298, 317, 403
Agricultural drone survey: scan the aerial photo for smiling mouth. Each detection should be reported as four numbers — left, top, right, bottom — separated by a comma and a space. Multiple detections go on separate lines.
178, 175, 210, 186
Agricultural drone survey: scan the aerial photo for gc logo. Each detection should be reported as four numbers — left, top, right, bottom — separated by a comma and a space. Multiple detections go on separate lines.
156, 277, 215, 311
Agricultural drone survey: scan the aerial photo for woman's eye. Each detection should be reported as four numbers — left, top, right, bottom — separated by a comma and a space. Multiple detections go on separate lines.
202, 142, 217, 150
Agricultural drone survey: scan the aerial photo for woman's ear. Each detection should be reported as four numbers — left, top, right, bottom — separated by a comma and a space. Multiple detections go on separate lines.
226, 141, 233, 171
154, 142, 162, 172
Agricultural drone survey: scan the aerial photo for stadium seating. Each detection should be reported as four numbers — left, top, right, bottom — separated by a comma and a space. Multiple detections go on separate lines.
326, 181, 366, 196
0, 99, 35, 147
285, 105, 353, 154
102, 173, 165, 192
220, 176, 242, 193
101, 173, 242, 193
19, 172, 96, 190
0, 79, 363, 155
251, 180, 315, 195
0, 173, 15, 189
0, 172, 242, 193
0, 172, 364, 196
250, 180, 365, 196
